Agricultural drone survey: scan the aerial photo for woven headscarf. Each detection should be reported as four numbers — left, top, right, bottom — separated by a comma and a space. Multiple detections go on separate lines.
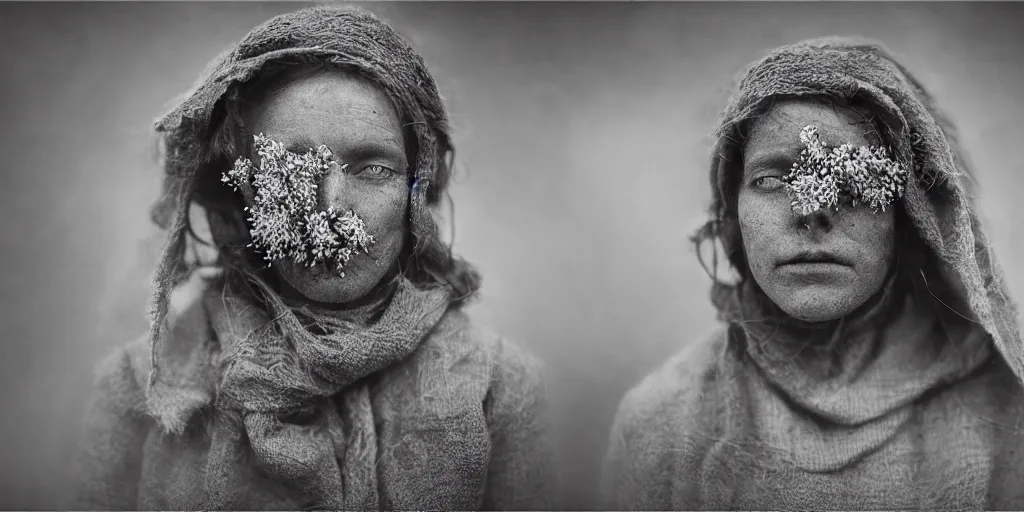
694, 36, 1024, 386
148, 4, 458, 366
142, 6, 470, 508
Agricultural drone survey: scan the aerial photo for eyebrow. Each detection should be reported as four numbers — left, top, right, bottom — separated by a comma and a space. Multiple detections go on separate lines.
745, 149, 800, 173
337, 139, 407, 164
281, 137, 406, 163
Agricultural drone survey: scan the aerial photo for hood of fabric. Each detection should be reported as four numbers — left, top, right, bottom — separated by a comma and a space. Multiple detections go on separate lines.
142, 5, 463, 406
701, 37, 1022, 407
145, 274, 451, 434
152, 5, 450, 226
149, 5, 450, 252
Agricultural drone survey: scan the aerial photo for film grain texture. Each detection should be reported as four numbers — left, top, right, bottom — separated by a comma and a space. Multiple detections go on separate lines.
1, 2, 1022, 508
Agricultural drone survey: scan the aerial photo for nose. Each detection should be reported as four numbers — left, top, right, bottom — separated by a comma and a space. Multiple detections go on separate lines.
796, 207, 834, 233
316, 163, 350, 212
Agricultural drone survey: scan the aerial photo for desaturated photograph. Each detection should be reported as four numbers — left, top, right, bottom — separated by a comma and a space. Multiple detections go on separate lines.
2, 1, 1024, 510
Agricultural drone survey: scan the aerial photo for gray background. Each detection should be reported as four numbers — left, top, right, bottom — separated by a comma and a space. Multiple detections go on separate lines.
2, 1, 1023, 509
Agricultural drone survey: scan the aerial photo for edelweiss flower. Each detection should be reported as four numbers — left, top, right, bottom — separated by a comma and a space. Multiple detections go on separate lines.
784, 125, 908, 215
222, 134, 376, 275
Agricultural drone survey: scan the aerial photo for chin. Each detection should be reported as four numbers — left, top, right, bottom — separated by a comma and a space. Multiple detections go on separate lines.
770, 285, 862, 323
275, 259, 385, 305
291, 280, 372, 304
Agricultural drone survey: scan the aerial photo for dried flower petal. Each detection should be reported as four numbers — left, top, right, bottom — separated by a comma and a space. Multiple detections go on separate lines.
784, 125, 908, 214
221, 134, 376, 276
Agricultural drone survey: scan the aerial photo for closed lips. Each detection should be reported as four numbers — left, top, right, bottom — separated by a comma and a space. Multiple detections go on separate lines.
780, 251, 849, 266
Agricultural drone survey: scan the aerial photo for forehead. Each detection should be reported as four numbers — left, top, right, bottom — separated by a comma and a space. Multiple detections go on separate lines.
744, 100, 879, 169
248, 71, 405, 151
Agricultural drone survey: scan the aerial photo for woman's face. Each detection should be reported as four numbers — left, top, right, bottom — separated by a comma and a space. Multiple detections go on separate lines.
737, 99, 896, 322
244, 71, 409, 305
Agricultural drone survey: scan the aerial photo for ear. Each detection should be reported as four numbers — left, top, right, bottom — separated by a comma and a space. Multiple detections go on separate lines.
718, 216, 747, 284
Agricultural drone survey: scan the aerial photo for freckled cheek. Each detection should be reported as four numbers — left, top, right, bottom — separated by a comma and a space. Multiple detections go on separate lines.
738, 196, 789, 270
349, 183, 408, 249
838, 211, 896, 266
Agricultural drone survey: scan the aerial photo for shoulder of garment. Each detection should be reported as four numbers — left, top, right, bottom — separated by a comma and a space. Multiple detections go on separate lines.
600, 327, 738, 510
614, 326, 734, 437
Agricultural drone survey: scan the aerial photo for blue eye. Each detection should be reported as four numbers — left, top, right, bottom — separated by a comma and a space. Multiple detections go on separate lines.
753, 176, 786, 191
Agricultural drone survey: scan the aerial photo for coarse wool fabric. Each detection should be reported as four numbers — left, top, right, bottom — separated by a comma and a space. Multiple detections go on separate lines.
145, 5, 456, 379
601, 37, 1024, 510
71, 5, 556, 510
200, 276, 453, 510
72, 275, 555, 510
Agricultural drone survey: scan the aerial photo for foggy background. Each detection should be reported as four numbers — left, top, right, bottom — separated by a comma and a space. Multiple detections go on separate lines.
2, 1, 1023, 509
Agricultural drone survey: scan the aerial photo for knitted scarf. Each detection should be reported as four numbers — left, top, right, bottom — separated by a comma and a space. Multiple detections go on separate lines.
145, 4, 457, 421
197, 277, 451, 509
702, 37, 1022, 384
139, 6, 469, 509
687, 37, 1023, 508
718, 272, 993, 477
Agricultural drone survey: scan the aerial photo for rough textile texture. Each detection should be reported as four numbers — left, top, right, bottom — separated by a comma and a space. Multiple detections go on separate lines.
72, 275, 556, 510
144, 4, 465, 417
602, 37, 1024, 510
203, 277, 451, 509
72, 5, 555, 510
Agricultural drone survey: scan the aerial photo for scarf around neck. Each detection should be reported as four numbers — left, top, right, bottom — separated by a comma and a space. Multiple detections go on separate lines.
200, 276, 452, 509
702, 36, 1022, 389
695, 36, 1022, 474
723, 272, 992, 472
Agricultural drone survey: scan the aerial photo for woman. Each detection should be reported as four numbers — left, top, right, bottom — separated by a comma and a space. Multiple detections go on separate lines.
602, 37, 1024, 509
72, 6, 554, 510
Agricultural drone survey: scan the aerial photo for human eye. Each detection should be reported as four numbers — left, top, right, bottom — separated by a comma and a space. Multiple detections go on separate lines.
352, 163, 398, 179
752, 175, 787, 191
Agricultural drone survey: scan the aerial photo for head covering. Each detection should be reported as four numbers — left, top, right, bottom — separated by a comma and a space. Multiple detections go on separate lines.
140, 6, 469, 508
695, 36, 1023, 385
145, 5, 465, 387
622, 37, 1024, 510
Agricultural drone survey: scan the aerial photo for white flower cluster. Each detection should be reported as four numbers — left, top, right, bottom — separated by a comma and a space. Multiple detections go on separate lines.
785, 125, 908, 216
222, 134, 375, 277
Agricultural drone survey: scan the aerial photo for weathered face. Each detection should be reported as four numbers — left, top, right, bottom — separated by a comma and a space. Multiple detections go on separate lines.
738, 99, 896, 322
243, 71, 409, 305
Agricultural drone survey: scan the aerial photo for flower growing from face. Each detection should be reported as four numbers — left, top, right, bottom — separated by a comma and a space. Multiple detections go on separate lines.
221, 134, 375, 277
784, 125, 908, 216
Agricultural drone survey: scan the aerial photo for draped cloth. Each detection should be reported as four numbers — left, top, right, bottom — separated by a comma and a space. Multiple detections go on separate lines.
601, 37, 1024, 510
138, 6, 470, 507
705, 37, 1021, 375
72, 7, 556, 510
730, 272, 992, 474
201, 278, 451, 509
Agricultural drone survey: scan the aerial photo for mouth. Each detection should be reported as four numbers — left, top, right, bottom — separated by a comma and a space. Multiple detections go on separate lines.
778, 250, 850, 267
